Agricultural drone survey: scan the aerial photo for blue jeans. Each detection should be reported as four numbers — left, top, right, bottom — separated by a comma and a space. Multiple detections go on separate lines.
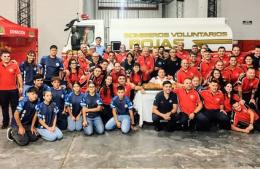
105, 115, 131, 134
67, 116, 82, 131
37, 127, 63, 141
83, 116, 104, 136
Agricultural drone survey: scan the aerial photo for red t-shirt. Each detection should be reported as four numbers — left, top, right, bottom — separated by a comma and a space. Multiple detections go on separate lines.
78, 58, 89, 72
0, 62, 20, 90
130, 72, 143, 86
200, 89, 224, 110
223, 94, 240, 113
79, 73, 104, 93
212, 54, 230, 67
200, 60, 215, 80
116, 52, 127, 63
110, 69, 126, 83
224, 66, 244, 83
233, 104, 259, 126
113, 83, 132, 98
176, 67, 201, 84
174, 88, 201, 115
176, 50, 189, 60
100, 86, 113, 105
240, 77, 259, 93
66, 69, 84, 87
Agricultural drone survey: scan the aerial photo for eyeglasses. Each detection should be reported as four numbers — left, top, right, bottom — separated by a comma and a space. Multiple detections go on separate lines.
88, 86, 95, 88
71, 62, 77, 65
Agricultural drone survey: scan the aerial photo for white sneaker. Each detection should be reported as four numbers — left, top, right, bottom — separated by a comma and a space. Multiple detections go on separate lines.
7, 128, 14, 142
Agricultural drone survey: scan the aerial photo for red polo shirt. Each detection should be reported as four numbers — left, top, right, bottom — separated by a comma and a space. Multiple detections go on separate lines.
200, 89, 224, 110
175, 88, 201, 115
66, 69, 84, 87
176, 50, 189, 60
137, 55, 154, 72
79, 73, 104, 93
100, 86, 113, 105
224, 66, 244, 83
221, 70, 231, 82
78, 58, 89, 72
0, 62, 20, 90
130, 72, 143, 86
110, 69, 126, 83
223, 94, 240, 113
212, 54, 230, 67
235, 52, 251, 65
176, 67, 201, 84
200, 60, 215, 80
240, 77, 259, 93
116, 52, 127, 63
233, 104, 259, 126
113, 83, 132, 98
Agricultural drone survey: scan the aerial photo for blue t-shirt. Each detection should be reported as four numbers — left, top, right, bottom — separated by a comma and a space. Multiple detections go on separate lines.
19, 61, 38, 85
95, 45, 105, 57
36, 102, 59, 128
11, 97, 39, 127
80, 93, 103, 118
51, 87, 66, 114
38, 56, 63, 81
65, 92, 84, 117
111, 96, 133, 115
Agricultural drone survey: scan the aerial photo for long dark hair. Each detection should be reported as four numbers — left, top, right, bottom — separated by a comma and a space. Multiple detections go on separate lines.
222, 82, 236, 105
208, 69, 225, 90
68, 58, 80, 75
131, 63, 143, 79
25, 50, 37, 66
102, 75, 114, 97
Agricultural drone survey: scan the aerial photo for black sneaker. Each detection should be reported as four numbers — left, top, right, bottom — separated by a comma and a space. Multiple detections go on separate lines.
7, 128, 14, 142
1, 125, 8, 129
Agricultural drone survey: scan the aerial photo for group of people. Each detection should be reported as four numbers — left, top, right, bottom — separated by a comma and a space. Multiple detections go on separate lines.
0, 36, 259, 146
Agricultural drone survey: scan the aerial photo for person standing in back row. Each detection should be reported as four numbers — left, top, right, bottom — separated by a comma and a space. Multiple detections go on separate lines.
38, 45, 64, 86
0, 49, 23, 129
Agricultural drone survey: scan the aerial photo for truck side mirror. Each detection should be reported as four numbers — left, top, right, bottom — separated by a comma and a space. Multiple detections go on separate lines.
71, 27, 80, 50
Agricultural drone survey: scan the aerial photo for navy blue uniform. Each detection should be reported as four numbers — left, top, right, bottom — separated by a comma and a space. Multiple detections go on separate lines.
11, 97, 39, 127
51, 87, 67, 130
25, 84, 51, 102
80, 93, 103, 118
110, 96, 133, 115
65, 92, 85, 117
38, 56, 63, 84
20, 62, 38, 86
36, 102, 59, 129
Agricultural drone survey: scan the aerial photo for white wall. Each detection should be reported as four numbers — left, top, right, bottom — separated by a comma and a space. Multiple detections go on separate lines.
165, 0, 177, 18
0, 0, 16, 22
218, 0, 260, 40
34, 0, 83, 57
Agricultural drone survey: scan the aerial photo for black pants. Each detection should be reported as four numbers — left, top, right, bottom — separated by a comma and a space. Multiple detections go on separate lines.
243, 92, 257, 110
57, 113, 68, 130
11, 125, 38, 146
152, 113, 179, 131
175, 112, 196, 130
0, 90, 19, 127
197, 109, 230, 130
101, 104, 113, 124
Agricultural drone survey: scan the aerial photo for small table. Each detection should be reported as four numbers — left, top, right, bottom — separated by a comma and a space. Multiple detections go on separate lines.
133, 90, 161, 127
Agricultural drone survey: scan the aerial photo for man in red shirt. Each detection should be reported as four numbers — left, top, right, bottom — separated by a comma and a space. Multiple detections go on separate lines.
0, 49, 23, 129
199, 80, 230, 130
231, 45, 252, 65
174, 78, 203, 130
231, 101, 260, 133
110, 62, 126, 83
137, 47, 154, 82
200, 50, 215, 80
176, 42, 189, 60
214, 60, 231, 83
224, 56, 244, 84
212, 46, 230, 67
237, 68, 259, 107
176, 59, 202, 84
116, 44, 127, 63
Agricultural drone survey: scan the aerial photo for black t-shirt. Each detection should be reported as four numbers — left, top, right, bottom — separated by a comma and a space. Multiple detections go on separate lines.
155, 57, 166, 68
163, 58, 181, 76
252, 55, 259, 70
153, 91, 178, 114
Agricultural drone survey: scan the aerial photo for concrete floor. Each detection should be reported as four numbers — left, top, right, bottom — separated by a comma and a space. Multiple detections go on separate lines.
0, 125, 260, 169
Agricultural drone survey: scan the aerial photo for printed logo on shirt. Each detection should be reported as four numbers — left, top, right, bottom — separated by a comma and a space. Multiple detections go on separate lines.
190, 94, 195, 100
8, 68, 14, 73
215, 98, 220, 102
249, 83, 254, 87
34, 67, 37, 71
56, 63, 60, 67
124, 104, 128, 108
61, 94, 64, 99
169, 100, 172, 103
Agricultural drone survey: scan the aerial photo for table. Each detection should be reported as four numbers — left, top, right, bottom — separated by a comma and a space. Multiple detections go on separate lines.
133, 90, 161, 127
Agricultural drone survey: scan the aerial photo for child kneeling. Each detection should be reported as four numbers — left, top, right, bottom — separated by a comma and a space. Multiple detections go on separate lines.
36, 91, 63, 141
105, 86, 137, 134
